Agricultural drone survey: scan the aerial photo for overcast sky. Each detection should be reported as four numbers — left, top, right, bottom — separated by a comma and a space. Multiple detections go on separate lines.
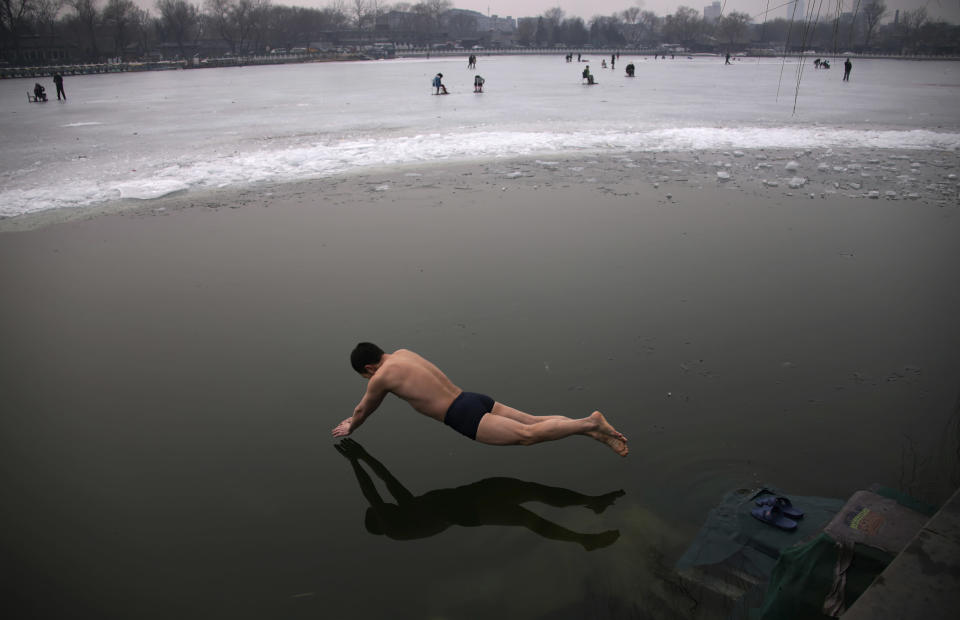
136, 0, 960, 25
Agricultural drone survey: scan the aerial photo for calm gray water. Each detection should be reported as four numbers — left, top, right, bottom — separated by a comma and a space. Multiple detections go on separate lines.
2, 56, 960, 619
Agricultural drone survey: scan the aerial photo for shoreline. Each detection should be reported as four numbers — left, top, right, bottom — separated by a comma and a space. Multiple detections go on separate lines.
2, 147, 957, 233
5, 52, 960, 81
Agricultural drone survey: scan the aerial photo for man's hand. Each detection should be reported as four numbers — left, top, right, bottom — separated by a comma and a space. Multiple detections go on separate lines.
332, 417, 353, 437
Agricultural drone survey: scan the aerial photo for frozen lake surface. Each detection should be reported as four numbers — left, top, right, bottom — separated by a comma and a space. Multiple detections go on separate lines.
1, 55, 959, 218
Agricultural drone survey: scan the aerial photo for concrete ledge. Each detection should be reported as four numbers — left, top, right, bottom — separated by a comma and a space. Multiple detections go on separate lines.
843, 487, 960, 619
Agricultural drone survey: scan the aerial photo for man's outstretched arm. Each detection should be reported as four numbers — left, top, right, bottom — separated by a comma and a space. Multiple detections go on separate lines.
332, 375, 389, 437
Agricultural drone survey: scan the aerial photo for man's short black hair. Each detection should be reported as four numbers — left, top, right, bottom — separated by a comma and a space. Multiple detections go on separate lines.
351, 342, 384, 374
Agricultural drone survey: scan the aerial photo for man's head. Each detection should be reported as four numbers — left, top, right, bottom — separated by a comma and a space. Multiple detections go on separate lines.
351, 342, 384, 377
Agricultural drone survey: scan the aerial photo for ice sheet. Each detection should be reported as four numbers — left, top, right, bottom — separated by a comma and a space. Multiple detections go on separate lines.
1, 55, 958, 218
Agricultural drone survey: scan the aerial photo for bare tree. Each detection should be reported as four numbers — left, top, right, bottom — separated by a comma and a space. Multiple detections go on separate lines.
229, 0, 269, 54
130, 5, 153, 54
367, 0, 381, 27
351, 0, 368, 30
557, 16, 588, 45
516, 17, 534, 46
103, 0, 136, 56
156, 0, 198, 58
245, 0, 269, 53
423, 0, 448, 30
899, 6, 928, 53
588, 14, 624, 46
541, 6, 563, 44
33, 0, 63, 33
1, 0, 40, 62
1, 0, 33, 32
861, 0, 886, 48
205, 0, 236, 52
663, 6, 701, 48
328, 0, 346, 22
324, 0, 350, 31
637, 10, 658, 46
408, 2, 431, 41
715, 11, 751, 50
445, 10, 475, 38
543, 6, 563, 24
69, 0, 101, 60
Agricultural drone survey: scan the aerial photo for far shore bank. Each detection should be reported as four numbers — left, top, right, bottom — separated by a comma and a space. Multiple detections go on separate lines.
5, 48, 958, 80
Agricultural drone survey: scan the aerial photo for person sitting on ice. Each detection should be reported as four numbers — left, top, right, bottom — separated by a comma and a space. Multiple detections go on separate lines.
582, 65, 595, 85
432, 73, 448, 95
33, 83, 47, 102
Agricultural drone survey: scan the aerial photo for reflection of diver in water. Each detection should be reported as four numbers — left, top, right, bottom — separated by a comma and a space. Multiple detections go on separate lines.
336, 438, 625, 550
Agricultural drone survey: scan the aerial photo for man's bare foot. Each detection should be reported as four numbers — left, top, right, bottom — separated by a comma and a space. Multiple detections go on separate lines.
587, 411, 629, 457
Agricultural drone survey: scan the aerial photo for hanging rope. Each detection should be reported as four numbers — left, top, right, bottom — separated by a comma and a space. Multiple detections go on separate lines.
847, 0, 863, 50
791, 0, 826, 114
776, 0, 802, 101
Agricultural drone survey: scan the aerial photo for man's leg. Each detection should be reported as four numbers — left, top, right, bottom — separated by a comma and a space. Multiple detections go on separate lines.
476, 404, 628, 456
489, 402, 568, 425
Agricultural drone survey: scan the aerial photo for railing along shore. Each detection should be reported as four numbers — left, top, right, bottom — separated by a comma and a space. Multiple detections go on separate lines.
0, 53, 340, 79
4, 49, 957, 79
400, 47, 960, 61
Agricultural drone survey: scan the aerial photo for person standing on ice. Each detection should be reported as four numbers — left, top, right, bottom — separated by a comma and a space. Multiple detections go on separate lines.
53, 72, 66, 100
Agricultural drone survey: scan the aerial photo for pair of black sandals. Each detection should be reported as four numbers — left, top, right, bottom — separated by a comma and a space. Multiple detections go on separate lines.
751, 494, 805, 530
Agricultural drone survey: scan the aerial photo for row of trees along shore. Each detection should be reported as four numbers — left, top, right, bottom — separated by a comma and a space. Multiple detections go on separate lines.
1, 0, 958, 66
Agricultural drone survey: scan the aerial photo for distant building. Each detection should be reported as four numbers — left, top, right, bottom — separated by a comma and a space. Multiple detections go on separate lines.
480, 14, 516, 33
517, 16, 537, 30
785, 0, 806, 20
704, 1, 722, 22
378, 10, 409, 31
444, 9, 516, 34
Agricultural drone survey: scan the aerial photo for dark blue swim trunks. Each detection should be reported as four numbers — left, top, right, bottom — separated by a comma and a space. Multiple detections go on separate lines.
444, 392, 494, 440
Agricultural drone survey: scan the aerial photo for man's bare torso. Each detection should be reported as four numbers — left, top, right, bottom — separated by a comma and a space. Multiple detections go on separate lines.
376, 349, 462, 420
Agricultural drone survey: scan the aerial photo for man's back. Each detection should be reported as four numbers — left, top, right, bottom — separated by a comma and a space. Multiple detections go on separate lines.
336, 343, 628, 456
379, 350, 461, 420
